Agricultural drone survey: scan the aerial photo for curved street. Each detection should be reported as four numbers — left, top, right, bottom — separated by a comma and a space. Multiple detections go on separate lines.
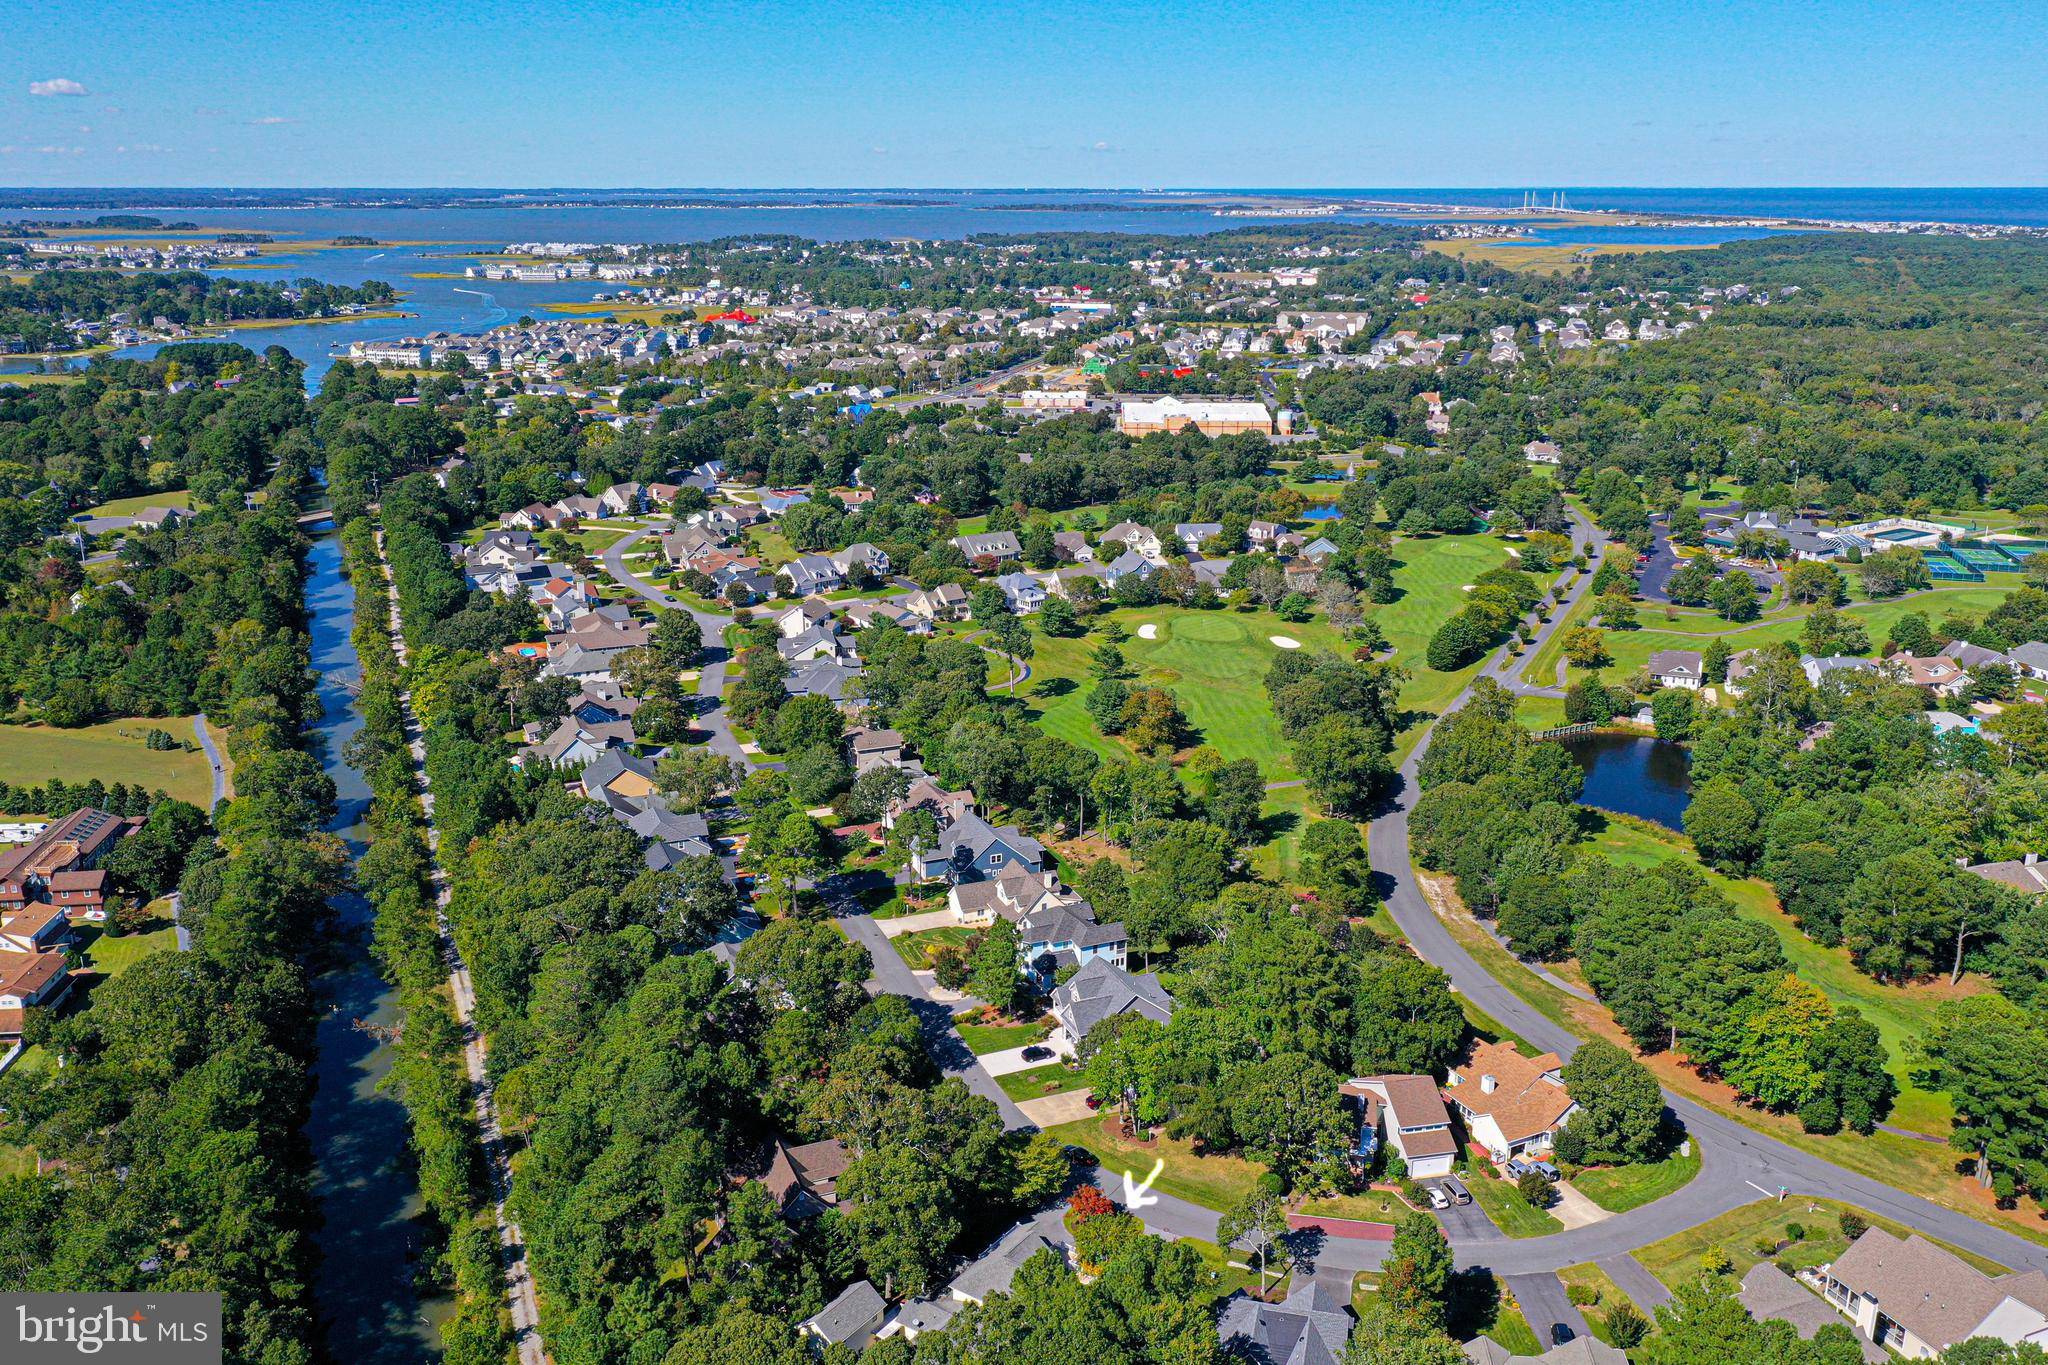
606, 510, 2048, 1286
1371, 515, 2048, 1277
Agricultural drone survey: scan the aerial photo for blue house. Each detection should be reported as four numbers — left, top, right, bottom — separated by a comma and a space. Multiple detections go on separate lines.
913, 812, 1046, 883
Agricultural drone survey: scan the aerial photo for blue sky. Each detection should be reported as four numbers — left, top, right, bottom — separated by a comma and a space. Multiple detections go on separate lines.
5, 0, 2045, 188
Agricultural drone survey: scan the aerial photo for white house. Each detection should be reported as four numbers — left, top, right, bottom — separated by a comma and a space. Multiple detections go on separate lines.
1443, 1040, 1577, 1162
1345, 1075, 1457, 1179
1648, 648, 1705, 690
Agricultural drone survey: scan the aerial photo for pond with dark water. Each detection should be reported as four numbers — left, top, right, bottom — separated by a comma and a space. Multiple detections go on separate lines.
1560, 732, 1692, 830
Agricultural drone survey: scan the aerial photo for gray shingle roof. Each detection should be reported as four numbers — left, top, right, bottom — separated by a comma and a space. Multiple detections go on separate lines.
800, 1279, 884, 1345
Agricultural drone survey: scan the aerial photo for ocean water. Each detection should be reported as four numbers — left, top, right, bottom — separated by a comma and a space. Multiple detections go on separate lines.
1, 187, 2036, 385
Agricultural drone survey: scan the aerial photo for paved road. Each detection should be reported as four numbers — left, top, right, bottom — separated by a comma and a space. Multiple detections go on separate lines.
166, 889, 191, 952
1368, 521, 2048, 1278
1480, 509, 1598, 700
1598, 1254, 1674, 1313
1505, 1272, 1590, 1350
191, 711, 228, 808
599, 528, 751, 771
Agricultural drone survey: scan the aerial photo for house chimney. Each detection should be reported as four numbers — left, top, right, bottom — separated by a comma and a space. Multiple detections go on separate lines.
1481, 1074, 1498, 1094
2029, 853, 2040, 867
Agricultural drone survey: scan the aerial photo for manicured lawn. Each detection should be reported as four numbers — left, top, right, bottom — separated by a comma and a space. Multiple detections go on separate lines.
81, 917, 179, 976
1637, 1196, 2008, 1287
953, 1014, 1051, 1055
0, 717, 215, 807
1047, 1114, 1269, 1212
1526, 581, 2012, 691
1248, 783, 1314, 885
1298, 1192, 1402, 1224
1180, 1235, 1281, 1302
1484, 1303, 1545, 1356
996, 1062, 1086, 1102
1464, 1166, 1565, 1238
1558, 1262, 1638, 1346
1571, 1142, 1702, 1213
890, 925, 975, 968
1586, 815, 1968, 1135
1378, 534, 1514, 754
1024, 606, 1349, 781
80, 488, 192, 518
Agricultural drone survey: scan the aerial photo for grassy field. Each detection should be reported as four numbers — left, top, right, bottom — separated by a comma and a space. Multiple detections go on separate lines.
1636, 1196, 2008, 1287
81, 488, 193, 518
1428, 239, 1730, 274
1379, 534, 1514, 754
1557, 1263, 1638, 1346
997, 1062, 1087, 1102
81, 919, 179, 975
0, 717, 215, 806
1572, 1142, 1702, 1213
1019, 533, 1505, 781
1047, 1114, 1268, 1211
0, 371, 86, 387
953, 1014, 1051, 1055
1465, 1166, 1566, 1237
1023, 606, 1350, 782
1587, 815, 1969, 1135
1522, 578, 2012, 692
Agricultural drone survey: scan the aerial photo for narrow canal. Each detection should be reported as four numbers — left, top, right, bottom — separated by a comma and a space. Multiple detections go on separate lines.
303, 525, 450, 1361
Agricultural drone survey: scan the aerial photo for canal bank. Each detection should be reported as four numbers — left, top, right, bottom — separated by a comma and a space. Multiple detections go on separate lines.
303, 525, 450, 1362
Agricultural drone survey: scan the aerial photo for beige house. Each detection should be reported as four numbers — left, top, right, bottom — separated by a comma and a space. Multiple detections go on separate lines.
1820, 1228, 2048, 1358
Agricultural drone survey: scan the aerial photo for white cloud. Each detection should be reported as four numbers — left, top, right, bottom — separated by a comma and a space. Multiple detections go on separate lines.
249, 115, 297, 125
116, 144, 170, 154
29, 78, 89, 97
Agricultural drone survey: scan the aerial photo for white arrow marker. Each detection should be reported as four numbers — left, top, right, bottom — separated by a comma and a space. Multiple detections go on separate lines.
1122, 1157, 1165, 1211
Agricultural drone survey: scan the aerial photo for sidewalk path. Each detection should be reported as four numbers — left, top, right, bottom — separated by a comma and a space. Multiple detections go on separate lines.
191, 711, 228, 807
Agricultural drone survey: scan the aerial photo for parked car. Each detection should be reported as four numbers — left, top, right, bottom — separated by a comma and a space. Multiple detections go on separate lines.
1425, 1185, 1450, 1210
1021, 1044, 1053, 1062
1550, 1323, 1576, 1347
1083, 1094, 1102, 1110
1440, 1176, 1472, 1205
1504, 1157, 1532, 1180
1530, 1160, 1561, 1181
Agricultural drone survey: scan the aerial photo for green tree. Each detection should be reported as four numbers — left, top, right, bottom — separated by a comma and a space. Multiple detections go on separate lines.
1684, 775, 1761, 872
656, 749, 743, 812
1650, 685, 1697, 741
1217, 1184, 1293, 1296
1555, 1038, 1666, 1164
969, 918, 1025, 1016
1227, 1053, 1348, 1188
1380, 1211, 1454, 1329
1918, 995, 2048, 1205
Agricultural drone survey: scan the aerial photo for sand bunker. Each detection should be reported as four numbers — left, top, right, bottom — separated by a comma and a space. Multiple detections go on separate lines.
1269, 635, 1302, 649
1136, 623, 1159, 639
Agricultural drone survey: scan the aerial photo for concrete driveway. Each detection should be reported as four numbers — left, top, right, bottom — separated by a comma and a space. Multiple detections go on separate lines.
980, 1042, 1067, 1077
1017, 1091, 1095, 1126
876, 908, 959, 938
